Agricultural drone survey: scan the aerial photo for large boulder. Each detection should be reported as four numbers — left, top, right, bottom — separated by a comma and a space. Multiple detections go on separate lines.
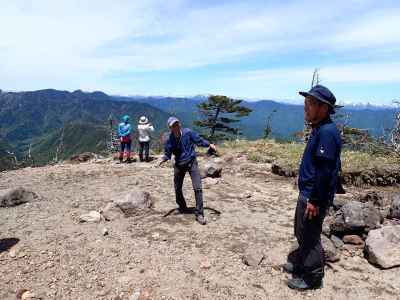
332, 197, 348, 211
365, 225, 400, 269
114, 190, 153, 216
388, 193, 400, 219
0, 187, 37, 207
200, 162, 222, 179
331, 201, 382, 235
271, 163, 297, 178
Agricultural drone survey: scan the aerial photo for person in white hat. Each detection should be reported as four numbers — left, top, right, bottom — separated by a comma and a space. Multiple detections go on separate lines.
137, 116, 154, 162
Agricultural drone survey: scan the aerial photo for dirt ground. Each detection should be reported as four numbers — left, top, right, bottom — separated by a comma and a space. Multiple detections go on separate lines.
0, 153, 399, 300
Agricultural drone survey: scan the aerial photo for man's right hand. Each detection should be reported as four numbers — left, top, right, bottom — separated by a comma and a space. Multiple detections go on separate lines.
305, 202, 319, 220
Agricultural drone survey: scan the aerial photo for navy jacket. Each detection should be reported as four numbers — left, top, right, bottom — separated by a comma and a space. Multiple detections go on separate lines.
298, 118, 342, 208
163, 128, 210, 164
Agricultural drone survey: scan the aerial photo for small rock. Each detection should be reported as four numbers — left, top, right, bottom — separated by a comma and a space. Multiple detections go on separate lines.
343, 235, 364, 246
200, 259, 212, 270
240, 192, 252, 199
202, 177, 220, 186
152, 232, 160, 240
129, 290, 141, 300
200, 162, 222, 178
9, 246, 18, 258
365, 225, 400, 269
129, 288, 151, 300
388, 193, 400, 219
102, 228, 109, 236
79, 211, 102, 223
0, 187, 37, 207
16, 289, 35, 300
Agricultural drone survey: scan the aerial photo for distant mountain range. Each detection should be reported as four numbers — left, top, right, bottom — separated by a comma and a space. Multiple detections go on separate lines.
0, 89, 398, 171
120, 95, 398, 139
0, 89, 170, 170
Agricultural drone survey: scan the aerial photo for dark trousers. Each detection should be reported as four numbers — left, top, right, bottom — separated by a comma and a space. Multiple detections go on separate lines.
173, 159, 204, 216
289, 196, 326, 285
119, 141, 132, 160
139, 142, 150, 162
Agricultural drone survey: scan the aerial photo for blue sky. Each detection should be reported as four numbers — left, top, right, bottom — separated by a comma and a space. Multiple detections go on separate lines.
1, 0, 400, 105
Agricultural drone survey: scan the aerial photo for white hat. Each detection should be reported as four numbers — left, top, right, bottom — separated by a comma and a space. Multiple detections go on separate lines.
139, 116, 149, 124
167, 116, 179, 127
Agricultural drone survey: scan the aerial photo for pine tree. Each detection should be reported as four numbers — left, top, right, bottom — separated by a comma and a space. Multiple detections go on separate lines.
194, 95, 252, 142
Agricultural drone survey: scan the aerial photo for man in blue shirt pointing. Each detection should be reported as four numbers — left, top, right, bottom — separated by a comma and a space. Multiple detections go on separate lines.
159, 117, 217, 225
285, 85, 342, 290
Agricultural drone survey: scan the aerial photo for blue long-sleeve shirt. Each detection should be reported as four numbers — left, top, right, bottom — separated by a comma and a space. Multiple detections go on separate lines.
118, 122, 132, 137
298, 117, 342, 208
163, 128, 210, 163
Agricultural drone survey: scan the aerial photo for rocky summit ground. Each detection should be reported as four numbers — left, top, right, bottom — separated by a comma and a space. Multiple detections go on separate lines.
0, 153, 399, 300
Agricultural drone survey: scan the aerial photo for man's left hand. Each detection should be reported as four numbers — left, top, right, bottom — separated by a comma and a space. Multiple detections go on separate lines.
209, 144, 217, 151
305, 202, 319, 220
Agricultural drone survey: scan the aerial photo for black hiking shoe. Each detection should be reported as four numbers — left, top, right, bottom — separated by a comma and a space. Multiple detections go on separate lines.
283, 262, 295, 274
283, 262, 303, 276
196, 215, 207, 225
287, 277, 322, 290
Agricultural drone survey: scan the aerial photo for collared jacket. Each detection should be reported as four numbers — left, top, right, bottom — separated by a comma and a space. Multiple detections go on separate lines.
138, 123, 154, 142
298, 117, 342, 208
118, 122, 132, 139
163, 128, 210, 164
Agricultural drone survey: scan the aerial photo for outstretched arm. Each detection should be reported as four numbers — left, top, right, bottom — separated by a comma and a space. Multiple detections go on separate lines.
190, 131, 210, 147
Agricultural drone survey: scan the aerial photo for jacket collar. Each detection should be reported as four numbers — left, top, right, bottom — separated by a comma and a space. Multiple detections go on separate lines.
312, 116, 332, 129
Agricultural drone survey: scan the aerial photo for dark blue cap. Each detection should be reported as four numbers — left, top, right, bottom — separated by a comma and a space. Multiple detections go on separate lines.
299, 85, 342, 114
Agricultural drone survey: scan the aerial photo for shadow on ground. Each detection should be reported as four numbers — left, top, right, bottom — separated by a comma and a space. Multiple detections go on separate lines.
0, 238, 20, 253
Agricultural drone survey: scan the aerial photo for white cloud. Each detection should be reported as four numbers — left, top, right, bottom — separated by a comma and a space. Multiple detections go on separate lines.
0, 0, 399, 95
331, 9, 400, 49
238, 63, 400, 84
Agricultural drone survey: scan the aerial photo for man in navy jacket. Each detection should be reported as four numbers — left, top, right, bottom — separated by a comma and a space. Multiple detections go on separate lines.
159, 117, 217, 225
285, 85, 342, 290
